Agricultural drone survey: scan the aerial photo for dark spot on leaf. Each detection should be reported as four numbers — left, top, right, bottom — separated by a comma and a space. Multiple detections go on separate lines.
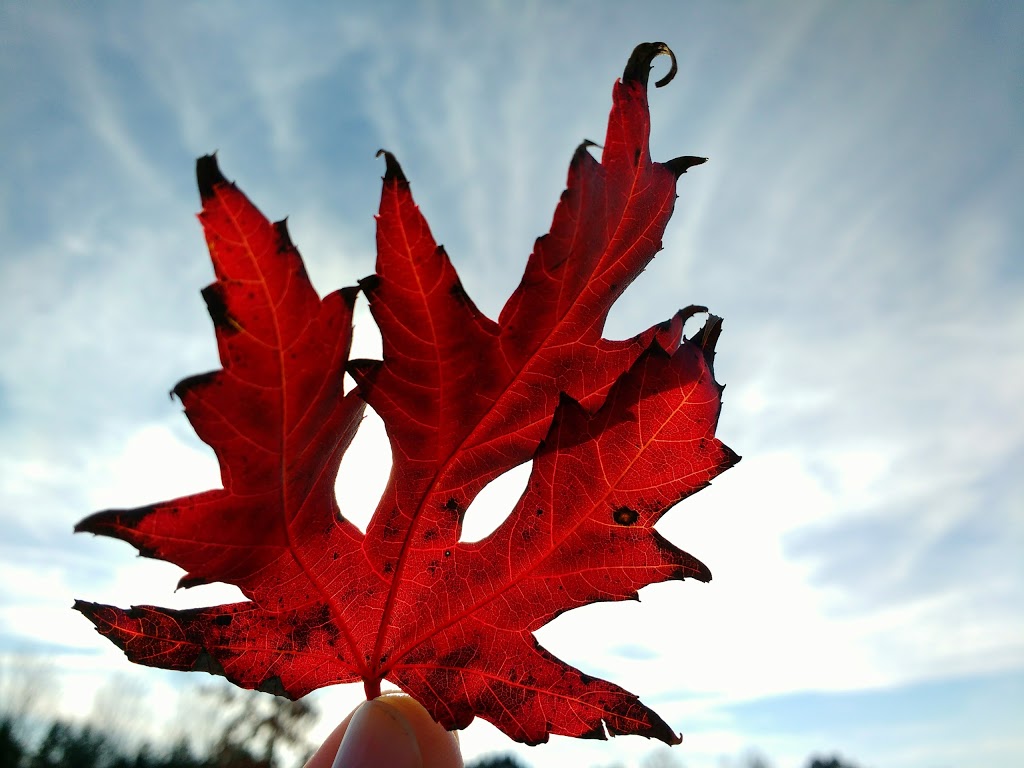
274, 219, 294, 251
358, 274, 381, 294
257, 675, 289, 698
376, 149, 407, 182
340, 284, 360, 307
177, 573, 209, 590
192, 649, 227, 678
449, 277, 472, 306
195, 154, 226, 200
423, 528, 437, 541
383, 561, 393, 574
290, 616, 311, 648
212, 614, 233, 627
536, 509, 544, 517
440, 644, 479, 668
444, 550, 451, 557
613, 507, 639, 526
201, 285, 235, 333
124, 607, 145, 620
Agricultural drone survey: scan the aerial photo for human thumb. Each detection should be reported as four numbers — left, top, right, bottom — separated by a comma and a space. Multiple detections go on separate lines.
321, 693, 463, 768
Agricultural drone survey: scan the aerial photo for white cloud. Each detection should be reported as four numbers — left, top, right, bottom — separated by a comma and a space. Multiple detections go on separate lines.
1, 2, 1021, 766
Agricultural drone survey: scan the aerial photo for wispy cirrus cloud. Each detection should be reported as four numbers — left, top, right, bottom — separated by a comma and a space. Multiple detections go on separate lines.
1, 3, 1021, 767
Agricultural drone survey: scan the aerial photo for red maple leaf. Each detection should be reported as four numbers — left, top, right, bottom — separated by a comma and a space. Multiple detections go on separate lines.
75, 43, 738, 745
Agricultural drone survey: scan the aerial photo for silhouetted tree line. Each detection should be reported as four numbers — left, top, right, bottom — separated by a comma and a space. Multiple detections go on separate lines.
2, 715, 201, 768
1, 709, 866, 768
805, 757, 861, 768
0, 656, 862, 768
0, 679, 319, 768
1, 710, 528, 768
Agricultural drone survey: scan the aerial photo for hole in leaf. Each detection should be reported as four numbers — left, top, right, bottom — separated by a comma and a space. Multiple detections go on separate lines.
459, 461, 533, 544
681, 309, 709, 340
334, 407, 391, 534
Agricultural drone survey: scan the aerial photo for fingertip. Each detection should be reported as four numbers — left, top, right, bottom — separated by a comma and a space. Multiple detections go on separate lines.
306, 694, 462, 768
332, 699, 422, 768
376, 694, 464, 768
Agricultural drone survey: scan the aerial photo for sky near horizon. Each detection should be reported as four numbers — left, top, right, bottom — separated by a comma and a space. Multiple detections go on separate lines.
1, 3, 1022, 767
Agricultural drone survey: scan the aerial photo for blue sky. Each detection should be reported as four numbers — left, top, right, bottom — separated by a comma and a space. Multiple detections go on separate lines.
1, 2, 1022, 767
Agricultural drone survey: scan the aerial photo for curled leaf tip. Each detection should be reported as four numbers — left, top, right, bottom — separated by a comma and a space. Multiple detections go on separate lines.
375, 149, 407, 182
623, 42, 678, 89
691, 314, 724, 374
572, 139, 601, 163
664, 156, 707, 178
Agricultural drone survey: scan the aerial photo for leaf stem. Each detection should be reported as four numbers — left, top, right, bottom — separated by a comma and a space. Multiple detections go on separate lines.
364, 677, 382, 700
